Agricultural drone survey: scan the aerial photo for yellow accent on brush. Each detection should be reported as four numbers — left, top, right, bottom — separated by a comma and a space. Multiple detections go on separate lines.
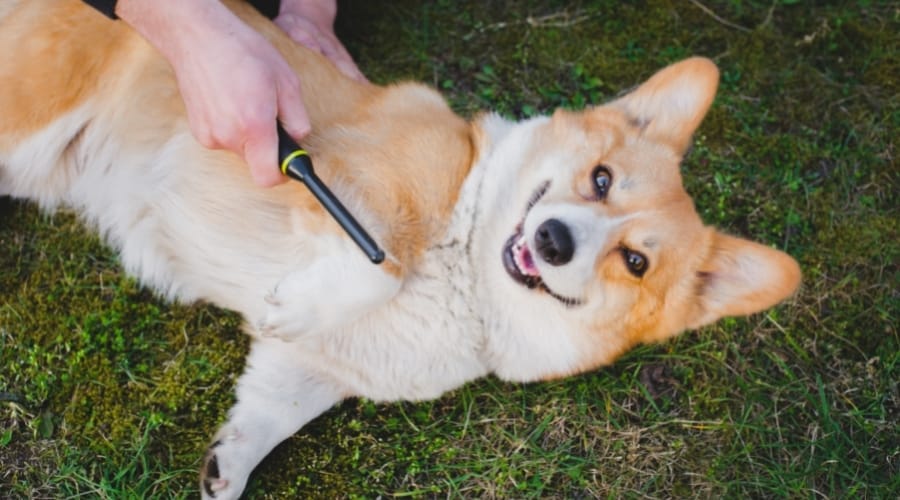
280, 149, 309, 175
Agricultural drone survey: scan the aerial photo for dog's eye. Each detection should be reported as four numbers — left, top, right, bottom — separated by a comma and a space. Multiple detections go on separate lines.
592, 166, 613, 199
623, 249, 648, 277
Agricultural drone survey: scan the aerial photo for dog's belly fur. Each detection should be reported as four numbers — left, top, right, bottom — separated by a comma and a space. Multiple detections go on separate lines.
0, 0, 477, 337
0, 97, 490, 395
292, 252, 489, 400
0, 61, 491, 405
1, 100, 307, 314
259, 152, 494, 401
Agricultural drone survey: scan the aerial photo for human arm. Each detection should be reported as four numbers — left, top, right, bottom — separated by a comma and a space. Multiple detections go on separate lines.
274, 0, 367, 83
115, 0, 310, 187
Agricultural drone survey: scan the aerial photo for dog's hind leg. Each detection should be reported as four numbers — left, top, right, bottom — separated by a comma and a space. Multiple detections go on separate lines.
256, 234, 402, 341
200, 339, 344, 500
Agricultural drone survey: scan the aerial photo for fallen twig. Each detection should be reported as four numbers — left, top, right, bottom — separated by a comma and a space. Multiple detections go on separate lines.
688, 0, 752, 33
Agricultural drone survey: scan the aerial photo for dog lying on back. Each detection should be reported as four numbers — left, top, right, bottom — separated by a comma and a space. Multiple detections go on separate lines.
0, 0, 801, 498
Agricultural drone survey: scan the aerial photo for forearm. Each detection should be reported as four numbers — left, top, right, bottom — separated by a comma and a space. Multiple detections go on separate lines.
114, 0, 236, 65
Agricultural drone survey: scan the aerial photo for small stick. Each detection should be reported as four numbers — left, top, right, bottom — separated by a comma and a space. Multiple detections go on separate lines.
688, 0, 752, 33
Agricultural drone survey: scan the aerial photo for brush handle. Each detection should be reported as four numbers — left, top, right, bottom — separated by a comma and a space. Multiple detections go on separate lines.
277, 125, 385, 264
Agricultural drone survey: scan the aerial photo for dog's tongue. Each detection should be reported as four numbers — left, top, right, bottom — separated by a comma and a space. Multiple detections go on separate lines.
514, 236, 540, 276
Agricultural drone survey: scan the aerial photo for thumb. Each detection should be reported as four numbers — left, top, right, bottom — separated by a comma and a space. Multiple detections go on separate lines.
277, 75, 312, 144
243, 124, 286, 187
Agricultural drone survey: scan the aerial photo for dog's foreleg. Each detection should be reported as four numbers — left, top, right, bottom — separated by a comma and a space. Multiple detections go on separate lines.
200, 340, 344, 500
257, 236, 401, 341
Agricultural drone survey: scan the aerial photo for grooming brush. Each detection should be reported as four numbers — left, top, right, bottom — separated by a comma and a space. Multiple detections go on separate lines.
277, 124, 385, 264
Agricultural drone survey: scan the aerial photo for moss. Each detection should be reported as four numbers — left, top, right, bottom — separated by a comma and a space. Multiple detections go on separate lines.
0, 207, 248, 494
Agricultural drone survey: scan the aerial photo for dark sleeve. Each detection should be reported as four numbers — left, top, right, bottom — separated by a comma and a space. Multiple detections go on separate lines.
80, 1, 282, 21
81, 0, 118, 19
248, 0, 281, 19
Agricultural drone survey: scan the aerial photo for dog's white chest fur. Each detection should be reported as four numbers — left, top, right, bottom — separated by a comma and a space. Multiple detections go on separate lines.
277, 151, 493, 402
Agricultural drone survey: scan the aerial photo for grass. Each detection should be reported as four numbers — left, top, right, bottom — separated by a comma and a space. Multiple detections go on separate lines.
1, 0, 897, 497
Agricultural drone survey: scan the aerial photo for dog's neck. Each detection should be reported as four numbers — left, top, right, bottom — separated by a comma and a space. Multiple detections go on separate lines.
409, 114, 523, 372
420, 114, 601, 383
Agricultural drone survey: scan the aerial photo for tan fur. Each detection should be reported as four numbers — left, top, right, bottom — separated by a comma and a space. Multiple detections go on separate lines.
519, 60, 800, 377
0, 0, 472, 273
239, 0, 474, 268
0, 0, 132, 140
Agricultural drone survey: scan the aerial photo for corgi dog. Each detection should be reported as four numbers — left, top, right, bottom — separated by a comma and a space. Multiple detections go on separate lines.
0, 1, 801, 498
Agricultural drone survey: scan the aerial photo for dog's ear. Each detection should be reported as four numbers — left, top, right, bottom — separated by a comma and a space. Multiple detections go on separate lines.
686, 232, 801, 329
472, 112, 516, 153
610, 57, 719, 155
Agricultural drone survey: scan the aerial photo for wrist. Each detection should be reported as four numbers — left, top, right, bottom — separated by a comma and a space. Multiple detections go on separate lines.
115, 0, 233, 63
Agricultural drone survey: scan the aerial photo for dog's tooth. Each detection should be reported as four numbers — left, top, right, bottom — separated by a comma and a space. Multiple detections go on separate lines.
515, 233, 527, 250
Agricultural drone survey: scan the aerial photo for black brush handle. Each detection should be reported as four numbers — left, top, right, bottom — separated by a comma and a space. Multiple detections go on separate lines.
277, 124, 385, 264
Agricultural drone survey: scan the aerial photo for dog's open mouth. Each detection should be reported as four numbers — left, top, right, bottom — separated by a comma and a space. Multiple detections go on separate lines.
503, 227, 541, 288
501, 182, 582, 307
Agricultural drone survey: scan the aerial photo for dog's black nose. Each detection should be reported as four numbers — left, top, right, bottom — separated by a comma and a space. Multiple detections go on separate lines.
534, 219, 574, 266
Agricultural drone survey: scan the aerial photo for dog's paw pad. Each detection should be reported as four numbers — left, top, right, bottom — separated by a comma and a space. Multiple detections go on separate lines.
204, 478, 229, 497
256, 313, 305, 341
199, 434, 254, 500
257, 289, 314, 341
264, 292, 281, 306
201, 445, 226, 498
255, 318, 277, 338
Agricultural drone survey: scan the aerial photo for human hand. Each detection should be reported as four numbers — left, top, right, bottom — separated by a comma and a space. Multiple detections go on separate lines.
117, 0, 311, 187
275, 0, 368, 83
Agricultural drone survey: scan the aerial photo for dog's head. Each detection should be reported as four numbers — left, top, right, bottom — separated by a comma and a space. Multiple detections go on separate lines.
475, 58, 801, 380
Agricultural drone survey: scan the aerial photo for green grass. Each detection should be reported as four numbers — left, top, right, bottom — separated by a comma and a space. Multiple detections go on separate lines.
2, 0, 898, 497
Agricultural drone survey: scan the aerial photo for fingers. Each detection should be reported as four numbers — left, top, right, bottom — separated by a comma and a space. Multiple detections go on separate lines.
243, 122, 286, 187
276, 72, 312, 144
274, 14, 322, 53
178, 22, 308, 187
181, 75, 294, 188
317, 34, 368, 83
124, 0, 328, 188
245, 73, 309, 189
275, 12, 369, 83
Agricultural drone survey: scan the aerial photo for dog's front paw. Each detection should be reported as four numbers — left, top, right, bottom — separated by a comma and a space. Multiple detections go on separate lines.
200, 433, 251, 500
256, 257, 402, 340
256, 271, 319, 341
